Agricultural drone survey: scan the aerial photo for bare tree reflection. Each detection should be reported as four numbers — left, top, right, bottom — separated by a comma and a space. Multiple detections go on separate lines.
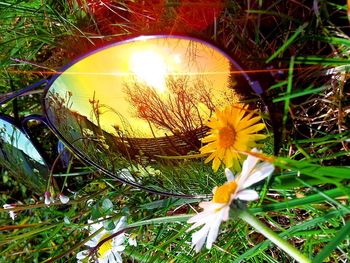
124, 75, 215, 135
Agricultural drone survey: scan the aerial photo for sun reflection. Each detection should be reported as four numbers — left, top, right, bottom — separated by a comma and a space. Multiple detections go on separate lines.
129, 50, 168, 92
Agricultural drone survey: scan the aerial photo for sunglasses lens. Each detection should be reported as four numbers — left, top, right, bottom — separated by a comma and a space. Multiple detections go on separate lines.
0, 118, 49, 193
44, 36, 271, 196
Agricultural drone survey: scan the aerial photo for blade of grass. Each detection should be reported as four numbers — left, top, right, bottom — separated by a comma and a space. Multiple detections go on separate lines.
282, 56, 294, 140
0, 1, 43, 13
295, 56, 350, 65
250, 188, 347, 213
313, 36, 350, 47
273, 156, 350, 180
292, 131, 349, 144
0, 224, 58, 246
273, 86, 326, 102
312, 220, 350, 263
35, 223, 65, 250
267, 80, 288, 91
274, 172, 342, 188
266, 22, 308, 63
296, 178, 350, 214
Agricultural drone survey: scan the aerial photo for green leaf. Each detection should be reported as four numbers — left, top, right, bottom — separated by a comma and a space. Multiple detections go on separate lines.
102, 198, 114, 214
91, 204, 102, 220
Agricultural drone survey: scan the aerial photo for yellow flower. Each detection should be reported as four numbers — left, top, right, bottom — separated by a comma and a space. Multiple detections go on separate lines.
200, 104, 267, 172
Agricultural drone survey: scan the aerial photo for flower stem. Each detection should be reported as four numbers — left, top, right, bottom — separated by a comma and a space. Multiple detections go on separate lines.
239, 210, 311, 263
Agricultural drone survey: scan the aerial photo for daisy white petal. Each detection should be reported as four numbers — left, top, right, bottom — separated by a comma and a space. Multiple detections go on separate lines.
106, 253, 114, 263
199, 201, 221, 210
113, 236, 125, 247
98, 256, 108, 263
76, 250, 88, 259
235, 189, 259, 201
76, 250, 89, 263
240, 148, 260, 180
113, 251, 123, 263
107, 253, 116, 263
187, 208, 223, 230
242, 163, 274, 189
188, 205, 223, 223
114, 245, 125, 252
85, 239, 98, 248
3, 204, 17, 220
221, 205, 231, 221
187, 202, 230, 252
187, 220, 207, 232
113, 216, 127, 232
206, 208, 226, 249
192, 224, 210, 252
224, 168, 235, 181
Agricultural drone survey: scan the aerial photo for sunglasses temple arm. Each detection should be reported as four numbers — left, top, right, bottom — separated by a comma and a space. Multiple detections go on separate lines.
21, 115, 67, 194
248, 69, 282, 156
0, 79, 48, 106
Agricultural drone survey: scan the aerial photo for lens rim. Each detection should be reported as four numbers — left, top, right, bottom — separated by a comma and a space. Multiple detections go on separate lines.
41, 34, 269, 198
0, 114, 50, 167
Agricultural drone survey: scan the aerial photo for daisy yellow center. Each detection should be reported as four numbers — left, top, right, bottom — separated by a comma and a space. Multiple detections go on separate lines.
213, 181, 237, 204
218, 126, 236, 148
98, 233, 113, 258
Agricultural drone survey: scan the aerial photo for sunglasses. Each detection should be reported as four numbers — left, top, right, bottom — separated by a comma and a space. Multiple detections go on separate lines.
0, 35, 277, 198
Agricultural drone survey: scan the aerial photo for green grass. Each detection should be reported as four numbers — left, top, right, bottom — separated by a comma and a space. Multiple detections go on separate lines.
1, 0, 350, 262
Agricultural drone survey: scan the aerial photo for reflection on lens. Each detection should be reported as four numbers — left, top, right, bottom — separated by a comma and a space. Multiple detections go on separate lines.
45, 36, 271, 196
0, 118, 49, 193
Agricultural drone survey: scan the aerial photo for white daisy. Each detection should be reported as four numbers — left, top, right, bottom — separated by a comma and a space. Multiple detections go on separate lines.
187, 148, 274, 252
77, 216, 127, 263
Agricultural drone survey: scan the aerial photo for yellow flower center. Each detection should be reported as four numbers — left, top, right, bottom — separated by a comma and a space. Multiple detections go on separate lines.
213, 181, 237, 203
98, 233, 113, 258
218, 126, 236, 148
